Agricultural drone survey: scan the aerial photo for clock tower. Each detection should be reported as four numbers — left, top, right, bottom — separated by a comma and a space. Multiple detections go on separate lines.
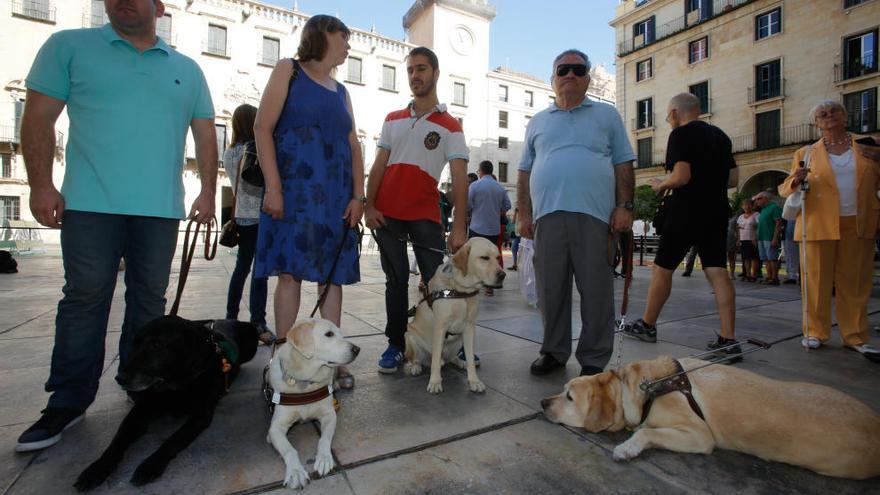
403, 0, 496, 168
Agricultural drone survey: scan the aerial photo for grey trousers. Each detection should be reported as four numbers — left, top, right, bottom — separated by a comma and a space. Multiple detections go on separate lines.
534, 211, 614, 368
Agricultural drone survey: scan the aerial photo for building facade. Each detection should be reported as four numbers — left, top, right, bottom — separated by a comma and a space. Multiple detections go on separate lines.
611, 0, 879, 196
0, 0, 615, 242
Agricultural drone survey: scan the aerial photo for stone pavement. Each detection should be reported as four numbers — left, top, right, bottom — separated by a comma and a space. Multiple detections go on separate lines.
1, 247, 879, 494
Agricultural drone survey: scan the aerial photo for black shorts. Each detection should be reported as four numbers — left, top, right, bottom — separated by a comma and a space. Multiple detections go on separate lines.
654, 216, 728, 270
740, 240, 758, 260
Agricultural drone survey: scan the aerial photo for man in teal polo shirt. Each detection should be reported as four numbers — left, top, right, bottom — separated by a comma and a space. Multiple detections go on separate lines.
517, 49, 635, 377
16, 0, 217, 453
755, 191, 783, 285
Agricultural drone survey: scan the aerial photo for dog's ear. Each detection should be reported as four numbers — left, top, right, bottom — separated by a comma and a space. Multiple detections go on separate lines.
290, 320, 316, 359
452, 242, 472, 276
619, 363, 647, 426
582, 372, 616, 433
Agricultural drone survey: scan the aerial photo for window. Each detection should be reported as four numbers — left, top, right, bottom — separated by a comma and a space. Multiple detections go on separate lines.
499, 111, 508, 129
632, 16, 655, 46
755, 8, 781, 40
685, 0, 712, 24
636, 58, 652, 81
498, 85, 508, 102
89, 0, 106, 27
381, 65, 396, 91
844, 29, 878, 79
453, 82, 466, 106
216, 124, 227, 163
844, 0, 868, 7
13, 0, 55, 23
261, 37, 280, 66
550, 96, 556, 107
157, 14, 173, 45
525, 90, 534, 107
0, 196, 21, 223
689, 81, 710, 114
637, 138, 652, 168
498, 162, 508, 183
346, 57, 362, 84
755, 59, 782, 101
498, 136, 508, 149
688, 37, 708, 64
1, 154, 11, 179
205, 24, 228, 57
636, 98, 653, 129
14, 100, 24, 143
844, 88, 878, 132
756, 110, 781, 149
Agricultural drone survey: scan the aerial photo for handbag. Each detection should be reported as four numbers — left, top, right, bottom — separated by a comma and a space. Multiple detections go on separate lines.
782, 145, 811, 221
652, 190, 672, 236
240, 60, 300, 188
219, 155, 242, 248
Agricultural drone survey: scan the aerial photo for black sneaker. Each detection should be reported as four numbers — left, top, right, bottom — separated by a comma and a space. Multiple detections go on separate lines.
706, 336, 743, 364
16, 408, 84, 452
621, 319, 657, 343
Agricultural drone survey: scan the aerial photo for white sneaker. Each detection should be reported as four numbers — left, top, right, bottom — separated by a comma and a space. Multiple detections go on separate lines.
801, 337, 822, 349
845, 343, 880, 357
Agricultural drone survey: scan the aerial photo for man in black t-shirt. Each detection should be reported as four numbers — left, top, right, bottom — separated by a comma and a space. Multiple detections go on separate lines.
622, 93, 742, 360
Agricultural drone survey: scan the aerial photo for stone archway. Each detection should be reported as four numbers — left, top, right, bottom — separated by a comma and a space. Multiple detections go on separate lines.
741, 169, 788, 198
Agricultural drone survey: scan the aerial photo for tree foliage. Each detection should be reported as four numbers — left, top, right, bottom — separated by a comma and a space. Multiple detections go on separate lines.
634, 184, 660, 223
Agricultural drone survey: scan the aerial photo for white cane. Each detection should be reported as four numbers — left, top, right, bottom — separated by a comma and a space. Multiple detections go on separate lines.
799, 147, 812, 350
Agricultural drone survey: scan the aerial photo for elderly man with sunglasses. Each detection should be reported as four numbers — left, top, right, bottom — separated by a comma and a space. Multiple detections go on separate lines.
518, 49, 635, 377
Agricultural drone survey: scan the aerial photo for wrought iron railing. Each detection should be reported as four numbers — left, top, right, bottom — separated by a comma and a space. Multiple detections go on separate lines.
833, 62, 879, 83
748, 78, 785, 104
618, 0, 755, 56
11, 0, 56, 23
731, 123, 820, 153
631, 113, 656, 130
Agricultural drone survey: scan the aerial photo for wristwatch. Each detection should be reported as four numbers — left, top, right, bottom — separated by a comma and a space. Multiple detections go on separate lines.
357, 196, 367, 204
616, 201, 634, 211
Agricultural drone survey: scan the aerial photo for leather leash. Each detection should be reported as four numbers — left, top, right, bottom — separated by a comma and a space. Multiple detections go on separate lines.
169, 217, 218, 316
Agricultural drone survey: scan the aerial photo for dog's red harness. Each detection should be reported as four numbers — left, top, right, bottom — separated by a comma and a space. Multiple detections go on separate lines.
639, 360, 705, 425
262, 338, 339, 410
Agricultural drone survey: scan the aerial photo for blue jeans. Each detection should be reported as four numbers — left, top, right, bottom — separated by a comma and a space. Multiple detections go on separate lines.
46, 211, 178, 411
511, 235, 520, 266
374, 218, 445, 348
225, 223, 267, 327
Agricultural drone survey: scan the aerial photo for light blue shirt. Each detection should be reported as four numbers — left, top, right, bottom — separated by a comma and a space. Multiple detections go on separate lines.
26, 24, 215, 219
468, 175, 511, 235
519, 99, 635, 224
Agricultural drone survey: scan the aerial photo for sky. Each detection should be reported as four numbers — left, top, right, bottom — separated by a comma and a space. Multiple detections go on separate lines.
260, 0, 619, 81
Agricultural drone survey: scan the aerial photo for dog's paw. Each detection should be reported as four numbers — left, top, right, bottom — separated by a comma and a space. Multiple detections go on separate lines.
407, 363, 423, 376
130, 454, 169, 486
284, 464, 311, 489
426, 379, 443, 394
612, 440, 642, 462
468, 379, 486, 393
314, 451, 335, 477
73, 459, 116, 492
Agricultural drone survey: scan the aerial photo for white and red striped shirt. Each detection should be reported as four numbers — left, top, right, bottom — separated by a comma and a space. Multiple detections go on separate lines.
375, 103, 469, 223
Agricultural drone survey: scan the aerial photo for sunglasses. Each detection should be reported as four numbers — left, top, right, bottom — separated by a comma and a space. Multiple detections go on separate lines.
555, 64, 588, 77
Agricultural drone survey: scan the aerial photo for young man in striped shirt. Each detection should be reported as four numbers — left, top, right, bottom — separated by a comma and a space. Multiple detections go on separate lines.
364, 47, 469, 373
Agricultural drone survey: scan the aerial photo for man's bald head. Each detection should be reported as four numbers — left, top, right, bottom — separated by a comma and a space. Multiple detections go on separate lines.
669, 93, 701, 117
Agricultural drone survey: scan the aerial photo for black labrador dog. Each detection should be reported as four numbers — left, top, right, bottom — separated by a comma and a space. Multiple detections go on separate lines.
73, 316, 258, 491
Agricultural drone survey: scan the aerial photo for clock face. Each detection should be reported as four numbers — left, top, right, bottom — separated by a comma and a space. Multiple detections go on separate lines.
450, 26, 475, 55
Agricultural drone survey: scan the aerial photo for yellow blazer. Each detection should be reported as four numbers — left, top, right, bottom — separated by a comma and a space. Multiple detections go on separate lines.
779, 135, 880, 241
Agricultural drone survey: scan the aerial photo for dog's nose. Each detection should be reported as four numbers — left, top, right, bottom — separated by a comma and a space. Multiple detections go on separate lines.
540, 398, 550, 410
115, 373, 128, 386
351, 344, 361, 356
498, 270, 506, 282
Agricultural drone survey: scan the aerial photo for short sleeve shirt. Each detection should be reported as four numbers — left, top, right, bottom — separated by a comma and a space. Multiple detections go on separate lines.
757, 202, 782, 241
519, 99, 634, 224
375, 103, 469, 223
665, 120, 736, 220
26, 25, 215, 219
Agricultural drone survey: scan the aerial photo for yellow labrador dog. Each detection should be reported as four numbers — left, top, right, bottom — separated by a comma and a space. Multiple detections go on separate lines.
542, 356, 880, 480
266, 319, 360, 489
404, 237, 505, 394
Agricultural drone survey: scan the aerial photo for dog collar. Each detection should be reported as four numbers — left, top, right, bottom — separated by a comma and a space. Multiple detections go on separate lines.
420, 288, 480, 309
270, 384, 334, 406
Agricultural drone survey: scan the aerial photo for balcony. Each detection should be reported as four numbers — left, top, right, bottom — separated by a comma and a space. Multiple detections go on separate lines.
11, 0, 56, 24
202, 42, 230, 59
618, 0, 755, 56
748, 79, 785, 104
0, 125, 64, 152
731, 123, 820, 153
631, 113, 655, 131
834, 62, 879, 83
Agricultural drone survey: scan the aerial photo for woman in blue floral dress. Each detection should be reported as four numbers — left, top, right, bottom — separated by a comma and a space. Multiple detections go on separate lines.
253, 15, 364, 378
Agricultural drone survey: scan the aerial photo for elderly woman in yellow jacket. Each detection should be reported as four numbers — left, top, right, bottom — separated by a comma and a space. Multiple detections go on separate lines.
779, 99, 880, 361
